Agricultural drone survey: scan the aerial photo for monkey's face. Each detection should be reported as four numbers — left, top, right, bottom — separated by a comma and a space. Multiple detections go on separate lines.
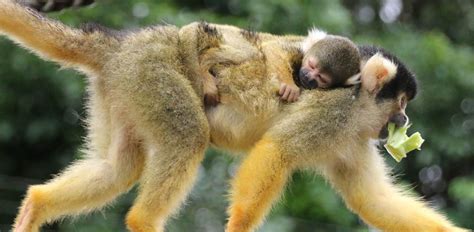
378, 94, 409, 139
299, 56, 333, 89
359, 49, 417, 140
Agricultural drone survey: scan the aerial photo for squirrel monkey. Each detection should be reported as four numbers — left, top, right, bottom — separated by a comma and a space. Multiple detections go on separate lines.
0, 1, 468, 232
209, 44, 468, 232
199, 28, 361, 104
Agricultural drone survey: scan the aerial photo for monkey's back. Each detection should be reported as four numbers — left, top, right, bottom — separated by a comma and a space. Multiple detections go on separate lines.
99, 25, 209, 148
105, 25, 183, 93
270, 89, 359, 164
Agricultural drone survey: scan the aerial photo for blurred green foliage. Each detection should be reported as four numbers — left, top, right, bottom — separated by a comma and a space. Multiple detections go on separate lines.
0, 0, 472, 231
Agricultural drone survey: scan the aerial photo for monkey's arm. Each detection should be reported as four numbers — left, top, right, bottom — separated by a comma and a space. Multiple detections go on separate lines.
0, 0, 116, 73
325, 146, 468, 232
263, 40, 302, 102
227, 136, 292, 232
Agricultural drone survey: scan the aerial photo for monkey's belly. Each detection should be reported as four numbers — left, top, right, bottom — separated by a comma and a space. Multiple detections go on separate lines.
206, 102, 279, 153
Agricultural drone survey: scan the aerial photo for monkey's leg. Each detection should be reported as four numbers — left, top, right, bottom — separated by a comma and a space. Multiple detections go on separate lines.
226, 137, 291, 232
325, 146, 468, 232
125, 144, 206, 232
13, 122, 145, 232
123, 71, 210, 232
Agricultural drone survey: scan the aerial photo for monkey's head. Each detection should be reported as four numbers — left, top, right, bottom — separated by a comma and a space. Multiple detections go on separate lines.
358, 45, 417, 140
299, 34, 361, 89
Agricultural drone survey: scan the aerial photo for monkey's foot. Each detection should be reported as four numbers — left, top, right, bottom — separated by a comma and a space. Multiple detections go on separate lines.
126, 208, 164, 232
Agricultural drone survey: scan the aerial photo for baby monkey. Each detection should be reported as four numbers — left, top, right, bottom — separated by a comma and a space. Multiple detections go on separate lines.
293, 31, 361, 98
199, 28, 361, 104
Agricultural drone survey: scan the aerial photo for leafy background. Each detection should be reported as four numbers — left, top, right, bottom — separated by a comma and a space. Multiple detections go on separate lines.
0, 0, 473, 231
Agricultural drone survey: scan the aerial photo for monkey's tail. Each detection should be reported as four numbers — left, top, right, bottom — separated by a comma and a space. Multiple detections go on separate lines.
0, 0, 117, 73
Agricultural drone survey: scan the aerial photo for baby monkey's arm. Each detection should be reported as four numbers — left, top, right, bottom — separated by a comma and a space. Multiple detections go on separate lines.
264, 40, 302, 102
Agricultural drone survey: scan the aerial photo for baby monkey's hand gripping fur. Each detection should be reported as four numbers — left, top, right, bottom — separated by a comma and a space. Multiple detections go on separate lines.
0, 1, 469, 232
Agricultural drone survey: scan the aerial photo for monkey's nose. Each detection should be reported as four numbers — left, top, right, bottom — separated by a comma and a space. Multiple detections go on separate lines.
306, 78, 318, 89
299, 69, 318, 89
389, 113, 408, 128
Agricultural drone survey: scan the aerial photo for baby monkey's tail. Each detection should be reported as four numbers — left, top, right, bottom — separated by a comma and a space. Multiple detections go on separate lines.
0, 0, 117, 73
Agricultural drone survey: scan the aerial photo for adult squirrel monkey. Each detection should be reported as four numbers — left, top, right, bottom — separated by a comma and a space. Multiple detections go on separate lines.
0, 1, 468, 232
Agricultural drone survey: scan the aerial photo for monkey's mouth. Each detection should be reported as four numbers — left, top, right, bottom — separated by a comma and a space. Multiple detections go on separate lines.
378, 113, 409, 140
298, 69, 318, 89
379, 124, 389, 140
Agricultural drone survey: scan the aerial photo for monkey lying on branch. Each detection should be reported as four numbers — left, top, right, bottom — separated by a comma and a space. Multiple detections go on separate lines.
0, 1, 468, 231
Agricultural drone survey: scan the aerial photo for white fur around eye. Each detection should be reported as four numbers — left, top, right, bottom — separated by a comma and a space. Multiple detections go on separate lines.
300, 27, 327, 53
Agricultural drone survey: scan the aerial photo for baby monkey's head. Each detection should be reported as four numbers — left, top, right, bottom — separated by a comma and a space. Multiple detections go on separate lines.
299, 30, 361, 89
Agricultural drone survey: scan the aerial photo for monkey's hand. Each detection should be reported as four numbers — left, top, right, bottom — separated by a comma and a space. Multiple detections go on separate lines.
279, 83, 300, 102
203, 73, 220, 107
204, 91, 220, 106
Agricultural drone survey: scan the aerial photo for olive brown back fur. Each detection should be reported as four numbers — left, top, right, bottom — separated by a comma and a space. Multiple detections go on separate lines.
0, 1, 468, 232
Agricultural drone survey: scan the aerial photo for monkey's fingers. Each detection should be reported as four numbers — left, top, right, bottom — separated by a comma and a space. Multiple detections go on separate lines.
281, 86, 292, 101
291, 88, 301, 102
288, 90, 297, 102
279, 83, 287, 96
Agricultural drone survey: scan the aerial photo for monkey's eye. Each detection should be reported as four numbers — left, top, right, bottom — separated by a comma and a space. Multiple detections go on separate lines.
317, 74, 331, 87
318, 75, 330, 84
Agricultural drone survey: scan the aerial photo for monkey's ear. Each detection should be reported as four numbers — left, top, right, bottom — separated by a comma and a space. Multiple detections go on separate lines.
361, 53, 397, 94
344, 73, 361, 86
